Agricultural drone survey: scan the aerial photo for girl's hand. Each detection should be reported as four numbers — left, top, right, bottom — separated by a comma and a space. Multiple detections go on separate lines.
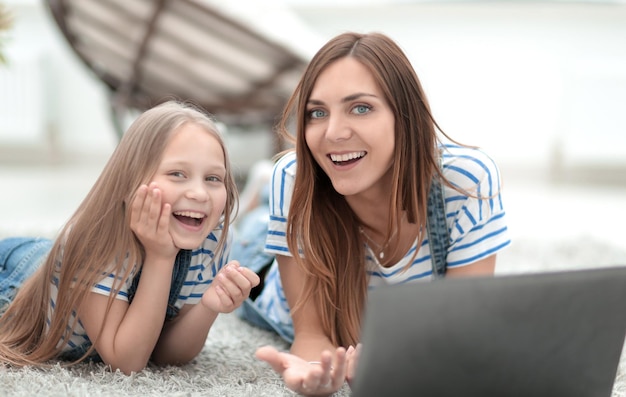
201, 261, 260, 313
345, 343, 362, 386
130, 183, 178, 262
255, 345, 347, 396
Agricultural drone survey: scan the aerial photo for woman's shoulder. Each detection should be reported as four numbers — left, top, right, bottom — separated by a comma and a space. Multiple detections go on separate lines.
440, 144, 501, 182
274, 151, 297, 174
441, 143, 498, 165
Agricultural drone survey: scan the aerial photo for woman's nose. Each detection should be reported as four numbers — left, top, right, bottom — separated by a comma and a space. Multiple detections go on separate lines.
325, 114, 352, 142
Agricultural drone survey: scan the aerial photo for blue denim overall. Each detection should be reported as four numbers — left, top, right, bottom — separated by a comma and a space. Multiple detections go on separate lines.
0, 237, 191, 362
235, 177, 450, 343
0, 237, 52, 311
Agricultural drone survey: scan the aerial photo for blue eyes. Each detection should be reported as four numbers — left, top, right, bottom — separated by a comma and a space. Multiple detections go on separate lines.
310, 109, 326, 119
353, 105, 370, 115
168, 172, 222, 183
308, 104, 371, 120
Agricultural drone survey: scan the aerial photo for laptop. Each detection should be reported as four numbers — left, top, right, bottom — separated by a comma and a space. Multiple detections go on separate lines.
352, 266, 626, 397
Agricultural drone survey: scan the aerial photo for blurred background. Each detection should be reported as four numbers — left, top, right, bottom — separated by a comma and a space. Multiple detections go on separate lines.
0, 0, 625, 269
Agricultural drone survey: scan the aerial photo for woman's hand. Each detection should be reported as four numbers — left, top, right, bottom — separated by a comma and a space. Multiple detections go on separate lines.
345, 343, 362, 386
201, 261, 260, 313
129, 183, 178, 262
256, 345, 347, 396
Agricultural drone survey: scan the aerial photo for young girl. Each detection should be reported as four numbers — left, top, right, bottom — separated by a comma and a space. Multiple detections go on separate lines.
234, 32, 511, 395
0, 101, 259, 374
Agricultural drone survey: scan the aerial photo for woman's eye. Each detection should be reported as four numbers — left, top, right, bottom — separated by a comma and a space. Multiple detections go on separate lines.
308, 109, 326, 119
352, 104, 371, 115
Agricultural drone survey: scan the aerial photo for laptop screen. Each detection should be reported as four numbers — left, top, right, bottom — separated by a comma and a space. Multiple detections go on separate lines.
352, 266, 626, 397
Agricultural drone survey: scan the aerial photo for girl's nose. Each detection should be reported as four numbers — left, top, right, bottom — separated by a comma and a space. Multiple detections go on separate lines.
185, 181, 209, 201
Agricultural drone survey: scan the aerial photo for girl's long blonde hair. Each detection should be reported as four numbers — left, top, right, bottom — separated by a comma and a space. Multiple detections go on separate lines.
277, 32, 452, 347
0, 101, 237, 366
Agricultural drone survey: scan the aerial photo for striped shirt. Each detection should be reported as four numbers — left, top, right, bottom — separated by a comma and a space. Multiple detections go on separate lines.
48, 227, 231, 353
254, 145, 510, 336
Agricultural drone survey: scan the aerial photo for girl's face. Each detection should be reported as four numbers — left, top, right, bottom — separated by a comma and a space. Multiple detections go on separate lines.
151, 123, 227, 249
304, 57, 395, 199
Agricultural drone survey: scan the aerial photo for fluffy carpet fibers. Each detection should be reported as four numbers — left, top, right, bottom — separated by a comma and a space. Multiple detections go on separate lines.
1, 237, 626, 396
0, 312, 351, 396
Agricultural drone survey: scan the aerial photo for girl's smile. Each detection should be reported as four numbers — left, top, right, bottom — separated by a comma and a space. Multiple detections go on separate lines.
172, 210, 207, 230
152, 123, 227, 249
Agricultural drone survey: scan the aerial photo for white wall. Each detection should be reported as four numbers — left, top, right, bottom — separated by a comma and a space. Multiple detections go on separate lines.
0, 0, 117, 163
2, 1, 625, 178
290, 2, 626, 173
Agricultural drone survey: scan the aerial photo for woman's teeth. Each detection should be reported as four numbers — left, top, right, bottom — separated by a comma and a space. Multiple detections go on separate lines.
330, 151, 366, 163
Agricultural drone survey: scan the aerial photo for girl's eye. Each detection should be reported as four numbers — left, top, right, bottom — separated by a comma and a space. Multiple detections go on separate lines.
308, 109, 326, 119
170, 171, 185, 178
206, 175, 223, 183
352, 104, 371, 115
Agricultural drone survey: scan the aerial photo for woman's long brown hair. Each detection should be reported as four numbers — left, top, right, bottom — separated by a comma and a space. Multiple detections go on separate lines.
0, 101, 237, 366
277, 32, 451, 347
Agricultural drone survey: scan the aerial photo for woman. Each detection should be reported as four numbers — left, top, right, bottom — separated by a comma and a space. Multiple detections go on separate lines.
235, 32, 510, 395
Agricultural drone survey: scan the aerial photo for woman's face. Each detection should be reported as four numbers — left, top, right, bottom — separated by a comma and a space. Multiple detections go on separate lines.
304, 57, 396, 199
151, 123, 227, 249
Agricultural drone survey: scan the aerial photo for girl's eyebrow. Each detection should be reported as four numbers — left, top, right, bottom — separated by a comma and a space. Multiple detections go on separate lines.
307, 92, 378, 106
160, 159, 225, 171
159, 159, 193, 169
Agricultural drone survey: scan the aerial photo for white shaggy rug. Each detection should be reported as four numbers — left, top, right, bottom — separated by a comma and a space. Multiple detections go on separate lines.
1, 236, 625, 396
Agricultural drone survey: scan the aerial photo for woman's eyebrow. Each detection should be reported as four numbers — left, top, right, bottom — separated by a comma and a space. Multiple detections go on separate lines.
307, 92, 377, 106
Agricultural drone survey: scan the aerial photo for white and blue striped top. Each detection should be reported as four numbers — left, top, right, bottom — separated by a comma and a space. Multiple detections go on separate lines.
254, 145, 510, 333
48, 227, 231, 353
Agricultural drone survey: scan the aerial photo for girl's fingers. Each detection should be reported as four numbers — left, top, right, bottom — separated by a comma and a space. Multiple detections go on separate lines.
238, 266, 261, 287
130, 184, 172, 245
130, 185, 149, 226
220, 262, 261, 301
216, 266, 246, 301
213, 285, 235, 307
227, 266, 260, 291
157, 202, 171, 234
147, 187, 162, 225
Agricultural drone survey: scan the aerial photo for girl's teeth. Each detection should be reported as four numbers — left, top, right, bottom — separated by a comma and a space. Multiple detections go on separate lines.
174, 211, 203, 218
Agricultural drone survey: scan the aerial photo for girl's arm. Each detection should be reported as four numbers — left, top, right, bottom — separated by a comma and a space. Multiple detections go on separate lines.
80, 253, 175, 374
80, 184, 178, 374
255, 254, 348, 396
151, 301, 217, 365
151, 261, 259, 365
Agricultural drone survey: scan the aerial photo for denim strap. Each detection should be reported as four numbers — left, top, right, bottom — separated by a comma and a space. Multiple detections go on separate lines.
128, 249, 191, 320
426, 177, 449, 279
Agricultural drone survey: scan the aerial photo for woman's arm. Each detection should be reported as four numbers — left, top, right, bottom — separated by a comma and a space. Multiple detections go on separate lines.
446, 254, 496, 277
279, 254, 335, 358
255, 254, 347, 396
